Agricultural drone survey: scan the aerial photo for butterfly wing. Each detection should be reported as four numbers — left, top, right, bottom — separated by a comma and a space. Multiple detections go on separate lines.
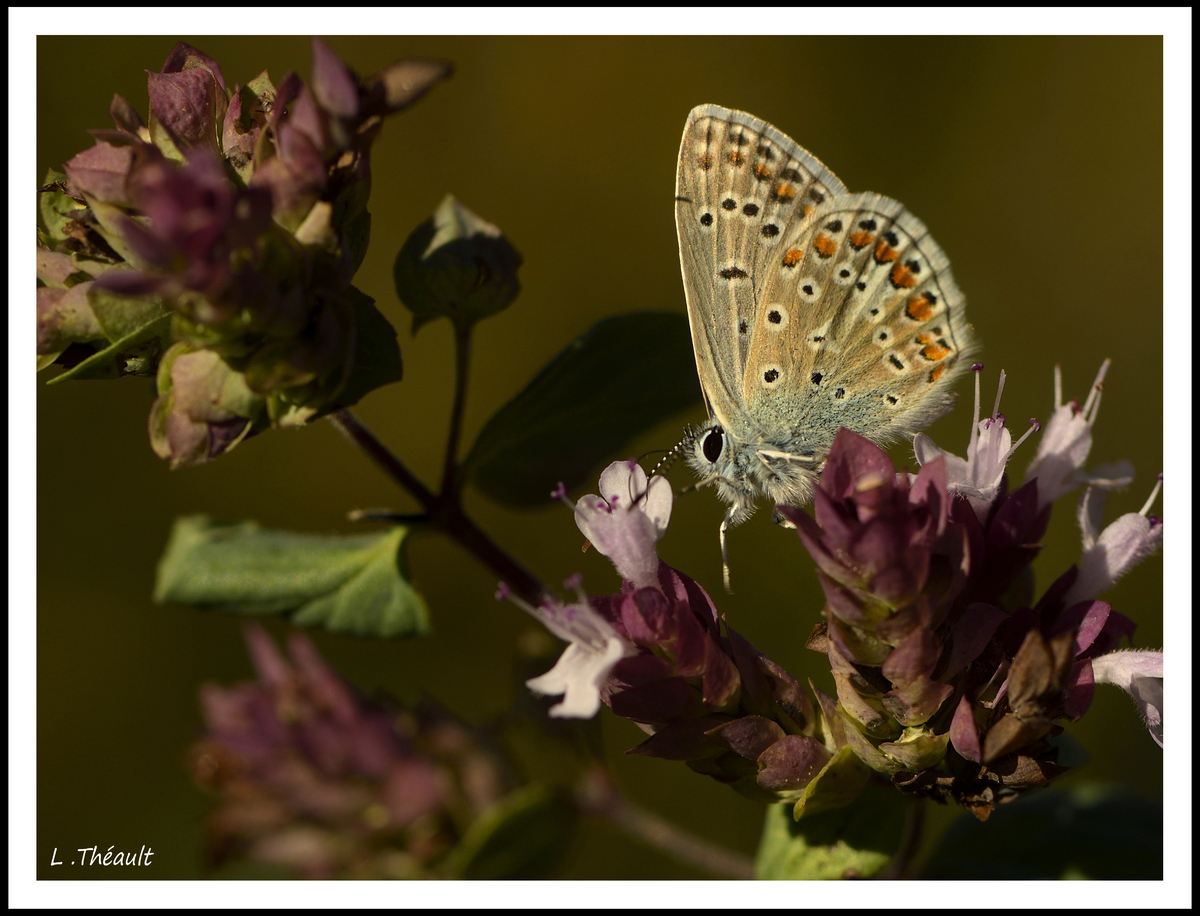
742, 191, 977, 457
675, 105, 850, 434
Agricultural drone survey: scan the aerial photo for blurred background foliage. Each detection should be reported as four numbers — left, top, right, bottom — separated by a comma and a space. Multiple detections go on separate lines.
37, 35, 1162, 879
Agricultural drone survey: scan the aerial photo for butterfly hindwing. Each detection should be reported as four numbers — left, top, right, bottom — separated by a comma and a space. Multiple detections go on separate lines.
743, 191, 976, 451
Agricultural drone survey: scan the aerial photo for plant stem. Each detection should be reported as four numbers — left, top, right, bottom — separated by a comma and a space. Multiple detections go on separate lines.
327, 408, 439, 512
876, 795, 927, 880
327, 408, 548, 607
440, 322, 473, 498
577, 767, 755, 880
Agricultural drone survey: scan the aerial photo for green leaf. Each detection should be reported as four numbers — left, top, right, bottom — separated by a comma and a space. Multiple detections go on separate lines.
38, 182, 87, 248
792, 745, 872, 819
452, 785, 578, 879
755, 779, 908, 879
322, 284, 403, 412
154, 515, 430, 638
918, 782, 1162, 879
461, 312, 702, 505
46, 312, 173, 383
344, 208, 372, 276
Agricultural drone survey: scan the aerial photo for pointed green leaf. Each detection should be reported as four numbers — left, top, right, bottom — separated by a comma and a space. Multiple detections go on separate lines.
792, 745, 872, 819
918, 783, 1162, 879
461, 312, 701, 505
322, 284, 403, 412
756, 780, 908, 879
154, 515, 429, 638
452, 786, 578, 879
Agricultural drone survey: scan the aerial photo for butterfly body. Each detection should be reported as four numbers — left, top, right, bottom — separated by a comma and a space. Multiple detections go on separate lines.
674, 105, 977, 586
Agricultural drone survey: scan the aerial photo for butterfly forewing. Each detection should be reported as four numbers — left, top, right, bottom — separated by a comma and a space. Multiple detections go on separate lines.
676, 104, 849, 434
744, 191, 975, 451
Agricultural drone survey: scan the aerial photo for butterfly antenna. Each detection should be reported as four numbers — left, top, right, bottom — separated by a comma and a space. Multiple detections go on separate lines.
650, 428, 695, 479
640, 448, 673, 477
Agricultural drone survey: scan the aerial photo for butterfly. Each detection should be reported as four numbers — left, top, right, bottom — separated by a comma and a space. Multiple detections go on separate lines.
672, 104, 977, 590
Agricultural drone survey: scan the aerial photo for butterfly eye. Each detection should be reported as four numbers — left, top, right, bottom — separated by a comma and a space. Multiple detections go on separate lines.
702, 428, 724, 463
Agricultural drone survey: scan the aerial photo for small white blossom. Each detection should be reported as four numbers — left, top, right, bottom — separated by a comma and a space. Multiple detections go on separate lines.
1091, 649, 1163, 747
913, 365, 1038, 521
1025, 360, 1134, 510
523, 593, 632, 719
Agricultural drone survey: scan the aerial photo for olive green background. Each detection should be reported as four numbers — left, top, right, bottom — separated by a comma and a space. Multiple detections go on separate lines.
36, 36, 1163, 880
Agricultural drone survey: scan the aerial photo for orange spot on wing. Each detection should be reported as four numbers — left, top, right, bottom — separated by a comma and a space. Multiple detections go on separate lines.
753, 162, 772, 180
771, 183, 796, 201
906, 296, 934, 322
916, 332, 933, 345
922, 342, 952, 362
874, 238, 899, 263
849, 230, 874, 249
814, 233, 837, 258
803, 204, 814, 217
782, 248, 804, 267
889, 263, 917, 288
930, 364, 946, 382
727, 150, 746, 165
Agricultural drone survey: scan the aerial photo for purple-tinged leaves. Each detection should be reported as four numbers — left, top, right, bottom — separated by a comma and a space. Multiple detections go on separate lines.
949, 695, 982, 762
148, 66, 223, 155
36, 284, 103, 355
109, 93, 147, 135
366, 57, 453, 115
63, 141, 136, 205
625, 717, 729, 761
755, 735, 830, 793
941, 602, 1007, 678
161, 41, 227, 93
707, 716, 786, 761
608, 676, 702, 725
311, 38, 360, 120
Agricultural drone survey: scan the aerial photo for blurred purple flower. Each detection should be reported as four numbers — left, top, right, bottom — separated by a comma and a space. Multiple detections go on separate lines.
190, 624, 510, 878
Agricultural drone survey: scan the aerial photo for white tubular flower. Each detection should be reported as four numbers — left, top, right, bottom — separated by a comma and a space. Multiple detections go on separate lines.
524, 595, 631, 718
502, 577, 633, 719
1062, 475, 1163, 606
1024, 360, 1134, 511
1091, 649, 1163, 747
913, 365, 1039, 522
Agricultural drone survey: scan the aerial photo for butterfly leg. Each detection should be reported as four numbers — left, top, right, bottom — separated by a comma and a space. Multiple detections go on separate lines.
681, 472, 720, 495
757, 448, 820, 466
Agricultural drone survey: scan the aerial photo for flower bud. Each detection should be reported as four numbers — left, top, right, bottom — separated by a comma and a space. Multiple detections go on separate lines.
393, 194, 522, 333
